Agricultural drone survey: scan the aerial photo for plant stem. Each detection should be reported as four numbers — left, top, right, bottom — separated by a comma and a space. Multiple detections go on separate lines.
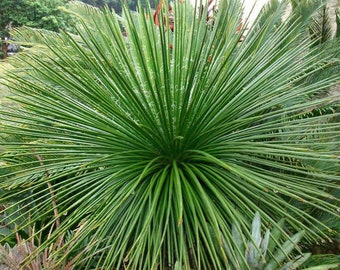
32, 150, 60, 229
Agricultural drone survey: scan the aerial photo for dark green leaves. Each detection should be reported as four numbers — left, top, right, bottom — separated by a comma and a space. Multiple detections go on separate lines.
0, 0, 339, 268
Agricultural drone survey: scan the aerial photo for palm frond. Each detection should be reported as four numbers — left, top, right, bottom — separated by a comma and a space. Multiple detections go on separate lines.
309, 5, 333, 46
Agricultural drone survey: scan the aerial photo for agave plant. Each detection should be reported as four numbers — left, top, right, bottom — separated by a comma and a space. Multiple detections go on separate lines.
0, 0, 339, 269
225, 212, 340, 270
226, 212, 310, 270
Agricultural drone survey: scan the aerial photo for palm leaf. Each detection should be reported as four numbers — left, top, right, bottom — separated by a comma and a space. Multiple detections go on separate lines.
309, 4, 333, 45
0, 0, 339, 269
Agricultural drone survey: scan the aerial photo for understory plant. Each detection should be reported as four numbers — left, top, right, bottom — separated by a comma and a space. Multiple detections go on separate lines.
0, 223, 83, 270
226, 212, 339, 270
226, 212, 310, 270
0, 0, 339, 269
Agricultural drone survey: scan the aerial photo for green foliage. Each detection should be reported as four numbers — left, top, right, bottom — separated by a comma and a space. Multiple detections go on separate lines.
21, 0, 75, 32
0, 223, 85, 269
0, 0, 75, 59
309, 5, 333, 46
225, 212, 311, 270
256, 0, 283, 29
0, 204, 29, 247
0, 0, 25, 38
288, 0, 323, 25
0, 0, 339, 269
80, 0, 152, 13
0, 0, 73, 37
287, 0, 338, 46
302, 254, 340, 270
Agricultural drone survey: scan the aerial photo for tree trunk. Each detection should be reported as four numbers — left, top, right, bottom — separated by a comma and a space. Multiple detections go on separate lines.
327, 0, 339, 38
1, 40, 7, 59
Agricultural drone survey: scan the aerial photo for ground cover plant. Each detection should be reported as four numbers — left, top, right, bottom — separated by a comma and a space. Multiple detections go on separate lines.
0, 0, 339, 269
